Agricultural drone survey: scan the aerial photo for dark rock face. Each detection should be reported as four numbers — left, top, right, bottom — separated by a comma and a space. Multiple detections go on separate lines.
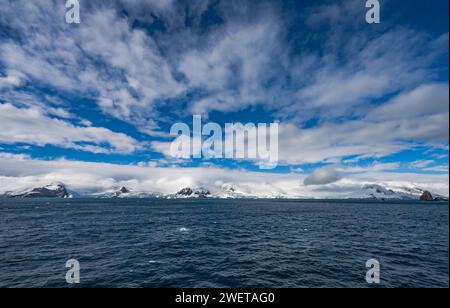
177, 188, 194, 196
194, 188, 211, 198
420, 191, 434, 201
11, 184, 69, 198
119, 186, 129, 194
176, 187, 211, 198
434, 197, 449, 202
112, 186, 130, 197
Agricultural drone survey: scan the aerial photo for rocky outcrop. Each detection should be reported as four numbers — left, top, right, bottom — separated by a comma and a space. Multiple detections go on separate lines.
176, 187, 211, 198
9, 184, 69, 198
114, 186, 130, 197
434, 196, 449, 202
420, 191, 434, 201
194, 188, 211, 198
419, 191, 449, 202
119, 186, 129, 194
177, 188, 194, 197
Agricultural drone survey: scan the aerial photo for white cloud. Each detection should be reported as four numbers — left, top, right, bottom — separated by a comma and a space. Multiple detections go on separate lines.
0, 103, 140, 154
305, 0, 364, 27
369, 84, 449, 121
0, 43, 76, 91
1, 0, 446, 129
0, 152, 31, 160
149, 83, 449, 166
409, 160, 435, 169
291, 30, 448, 121
178, 20, 283, 115
304, 166, 343, 186
0, 0, 448, 172
0, 70, 26, 89
422, 165, 449, 173
0, 155, 447, 198
0, 1, 185, 130
277, 83, 449, 164
338, 162, 401, 173
407, 160, 449, 173
290, 167, 305, 173
77, 9, 186, 120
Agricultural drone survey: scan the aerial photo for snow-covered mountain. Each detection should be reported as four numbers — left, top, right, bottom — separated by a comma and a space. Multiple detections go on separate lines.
357, 184, 422, 200
1, 157, 448, 200
3, 183, 70, 198
1, 182, 448, 201
90, 186, 163, 199
171, 187, 212, 199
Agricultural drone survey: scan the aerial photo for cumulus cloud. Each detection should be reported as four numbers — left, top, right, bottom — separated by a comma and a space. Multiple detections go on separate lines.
0, 1, 447, 128
0, 70, 25, 89
368, 84, 449, 121
178, 19, 284, 114
0, 103, 140, 154
276, 83, 449, 165
0, 0, 185, 131
0, 0, 448, 176
149, 82, 449, 166
290, 31, 448, 121
304, 167, 344, 186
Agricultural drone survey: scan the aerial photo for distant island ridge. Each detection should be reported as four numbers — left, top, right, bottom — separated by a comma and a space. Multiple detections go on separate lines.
1, 183, 448, 202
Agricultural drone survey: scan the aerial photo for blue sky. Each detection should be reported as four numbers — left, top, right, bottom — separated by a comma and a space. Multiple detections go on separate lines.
0, 0, 448, 195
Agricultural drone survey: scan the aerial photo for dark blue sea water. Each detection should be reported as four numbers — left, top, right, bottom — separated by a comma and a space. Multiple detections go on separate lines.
0, 199, 448, 288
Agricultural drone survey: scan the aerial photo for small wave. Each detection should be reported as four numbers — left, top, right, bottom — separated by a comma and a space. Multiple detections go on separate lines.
179, 227, 190, 233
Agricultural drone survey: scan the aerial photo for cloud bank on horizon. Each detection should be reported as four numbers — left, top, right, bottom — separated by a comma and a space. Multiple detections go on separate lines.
0, 0, 448, 196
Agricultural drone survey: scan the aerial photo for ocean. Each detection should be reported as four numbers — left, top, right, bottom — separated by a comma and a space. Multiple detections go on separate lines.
0, 199, 448, 288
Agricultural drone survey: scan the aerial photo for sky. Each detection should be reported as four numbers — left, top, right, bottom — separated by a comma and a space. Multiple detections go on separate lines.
0, 0, 448, 196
